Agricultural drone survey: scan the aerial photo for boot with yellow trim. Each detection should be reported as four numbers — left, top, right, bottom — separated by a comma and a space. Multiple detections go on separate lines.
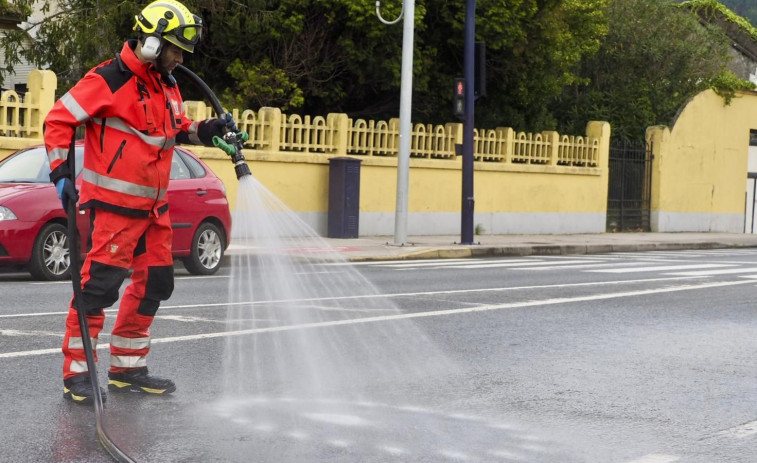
63, 374, 107, 405
108, 367, 176, 394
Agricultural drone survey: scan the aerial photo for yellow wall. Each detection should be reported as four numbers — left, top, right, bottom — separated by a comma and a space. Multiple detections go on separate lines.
647, 89, 757, 232
10, 69, 757, 235
192, 121, 610, 236
0, 69, 614, 236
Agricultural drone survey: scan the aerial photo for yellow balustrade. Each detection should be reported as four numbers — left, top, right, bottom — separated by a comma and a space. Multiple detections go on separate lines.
0, 69, 603, 176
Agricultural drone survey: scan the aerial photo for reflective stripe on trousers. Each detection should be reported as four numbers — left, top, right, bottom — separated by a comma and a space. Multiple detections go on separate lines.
61, 208, 173, 379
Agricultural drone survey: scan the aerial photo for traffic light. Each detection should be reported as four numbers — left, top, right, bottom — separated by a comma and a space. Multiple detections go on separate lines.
453, 78, 465, 120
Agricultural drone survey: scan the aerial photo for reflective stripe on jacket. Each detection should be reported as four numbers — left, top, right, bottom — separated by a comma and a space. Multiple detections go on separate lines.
44, 40, 197, 217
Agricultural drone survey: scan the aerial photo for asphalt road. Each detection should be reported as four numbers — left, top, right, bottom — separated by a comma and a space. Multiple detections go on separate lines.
2, 248, 757, 462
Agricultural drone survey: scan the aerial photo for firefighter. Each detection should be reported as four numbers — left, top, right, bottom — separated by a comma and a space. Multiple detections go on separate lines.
45, 0, 234, 405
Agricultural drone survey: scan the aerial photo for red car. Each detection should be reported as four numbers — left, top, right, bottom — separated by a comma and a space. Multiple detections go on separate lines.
0, 143, 232, 280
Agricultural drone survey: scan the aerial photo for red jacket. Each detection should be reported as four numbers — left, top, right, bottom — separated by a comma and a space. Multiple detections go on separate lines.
45, 40, 206, 217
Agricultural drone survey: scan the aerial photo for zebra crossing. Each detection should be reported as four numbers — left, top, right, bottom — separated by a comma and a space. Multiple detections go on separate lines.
345, 249, 757, 279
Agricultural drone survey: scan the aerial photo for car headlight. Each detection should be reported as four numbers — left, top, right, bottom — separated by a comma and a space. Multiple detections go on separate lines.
0, 206, 17, 220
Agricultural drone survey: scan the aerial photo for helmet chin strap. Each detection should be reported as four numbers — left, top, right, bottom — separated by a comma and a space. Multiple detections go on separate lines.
138, 34, 175, 84
151, 43, 177, 86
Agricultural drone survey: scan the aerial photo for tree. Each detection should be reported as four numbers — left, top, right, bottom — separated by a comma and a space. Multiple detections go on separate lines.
716, 0, 757, 27
555, 0, 734, 141
0, 0, 135, 90
193, 0, 419, 116
2, 0, 726, 141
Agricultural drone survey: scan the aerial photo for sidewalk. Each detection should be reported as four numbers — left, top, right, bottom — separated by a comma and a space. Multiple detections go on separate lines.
226, 232, 757, 262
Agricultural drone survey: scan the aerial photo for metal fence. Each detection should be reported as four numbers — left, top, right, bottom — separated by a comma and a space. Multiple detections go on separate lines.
607, 140, 653, 231
185, 103, 602, 171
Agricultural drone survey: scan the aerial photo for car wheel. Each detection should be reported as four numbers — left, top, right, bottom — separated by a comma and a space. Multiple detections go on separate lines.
183, 222, 225, 275
28, 222, 71, 281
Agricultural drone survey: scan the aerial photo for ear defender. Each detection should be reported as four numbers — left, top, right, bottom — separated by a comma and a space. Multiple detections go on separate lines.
140, 17, 169, 60
141, 35, 162, 60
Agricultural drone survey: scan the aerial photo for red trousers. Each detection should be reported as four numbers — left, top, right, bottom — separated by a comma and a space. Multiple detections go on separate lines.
62, 208, 174, 379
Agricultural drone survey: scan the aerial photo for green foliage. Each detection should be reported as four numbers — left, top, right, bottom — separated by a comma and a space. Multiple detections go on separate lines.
556, 0, 733, 141
417, 0, 609, 130
709, 69, 756, 104
191, 0, 416, 116
221, 58, 303, 111
681, 0, 757, 41
702, 0, 757, 28
0, 0, 137, 90
0, 0, 31, 19
0, 0, 745, 143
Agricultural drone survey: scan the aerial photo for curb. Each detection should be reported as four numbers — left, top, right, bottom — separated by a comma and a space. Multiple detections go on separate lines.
219, 240, 757, 266
347, 241, 753, 262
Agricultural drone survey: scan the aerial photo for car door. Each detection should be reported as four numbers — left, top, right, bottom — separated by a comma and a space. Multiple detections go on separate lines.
166, 148, 213, 255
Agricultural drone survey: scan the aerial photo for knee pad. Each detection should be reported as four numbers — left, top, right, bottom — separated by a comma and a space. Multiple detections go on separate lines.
137, 265, 175, 317
80, 261, 129, 313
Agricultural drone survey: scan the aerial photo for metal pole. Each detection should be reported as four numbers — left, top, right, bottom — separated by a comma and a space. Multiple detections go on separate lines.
393, 0, 415, 246
460, 0, 476, 244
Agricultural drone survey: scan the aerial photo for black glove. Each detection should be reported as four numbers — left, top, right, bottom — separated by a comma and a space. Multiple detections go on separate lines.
198, 113, 238, 146
55, 178, 79, 210
210, 113, 238, 137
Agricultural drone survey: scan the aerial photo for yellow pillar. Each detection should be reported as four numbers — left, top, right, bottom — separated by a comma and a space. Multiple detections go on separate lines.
586, 121, 611, 169
27, 70, 57, 139
259, 107, 282, 152
327, 112, 349, 155
497, 127, 514, 164
645, 125, 671, 231
542, 130, 560, 166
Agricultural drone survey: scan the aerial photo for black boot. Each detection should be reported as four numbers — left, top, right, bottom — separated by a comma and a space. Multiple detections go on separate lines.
108, 367, 176, 394
63, 374, 107, 405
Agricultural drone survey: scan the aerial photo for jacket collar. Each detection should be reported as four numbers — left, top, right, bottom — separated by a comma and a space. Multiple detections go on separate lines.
118, 39, 159, 82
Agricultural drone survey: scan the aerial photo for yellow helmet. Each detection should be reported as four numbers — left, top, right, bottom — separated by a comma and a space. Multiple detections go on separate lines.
134, 0, 202, 53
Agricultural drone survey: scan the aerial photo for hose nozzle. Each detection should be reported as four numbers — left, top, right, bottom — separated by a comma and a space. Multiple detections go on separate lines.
212, 131, 252, 179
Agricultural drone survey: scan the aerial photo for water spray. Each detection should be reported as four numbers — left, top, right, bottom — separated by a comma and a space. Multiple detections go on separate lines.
175, 64, 252, 180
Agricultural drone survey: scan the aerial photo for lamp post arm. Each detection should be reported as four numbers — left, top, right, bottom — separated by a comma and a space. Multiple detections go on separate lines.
376, 0, 403, 25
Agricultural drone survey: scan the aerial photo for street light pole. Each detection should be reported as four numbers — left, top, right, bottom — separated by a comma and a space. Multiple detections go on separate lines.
377, 0, 415, 246
460, 0, 476, 245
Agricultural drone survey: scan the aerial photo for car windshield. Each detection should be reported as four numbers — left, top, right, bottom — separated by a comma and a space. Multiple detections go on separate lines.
0, 146, 84, 183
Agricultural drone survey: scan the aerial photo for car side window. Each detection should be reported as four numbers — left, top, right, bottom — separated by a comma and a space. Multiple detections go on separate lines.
0, 147, 48, 182
170, 151, 192, 180
177, 150, 207, 178
75, 147, 84, 177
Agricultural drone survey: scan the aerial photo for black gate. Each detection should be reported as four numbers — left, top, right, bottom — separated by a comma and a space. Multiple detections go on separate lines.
606, 140, 653, 232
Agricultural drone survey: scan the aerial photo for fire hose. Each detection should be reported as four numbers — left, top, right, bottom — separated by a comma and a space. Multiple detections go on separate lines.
175, 64, 252, 180
65, 137, 135, 463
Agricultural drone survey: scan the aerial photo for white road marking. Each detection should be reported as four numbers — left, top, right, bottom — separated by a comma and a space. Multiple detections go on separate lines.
0, 279, 749, 359
377, 445, 406, 455
589, 264, 733, 273
666, 267, 757, 276
0, 276, 702, 319
427, 259, 601, 269
329, 258, 484, 266
714, 420, 757, 438
175, 275, 230, 280
379, 259, 535, 268
520, 262, 650, 271
625, 454, 679, 463
0, 329, 63, 337
156, 315, 226, 323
